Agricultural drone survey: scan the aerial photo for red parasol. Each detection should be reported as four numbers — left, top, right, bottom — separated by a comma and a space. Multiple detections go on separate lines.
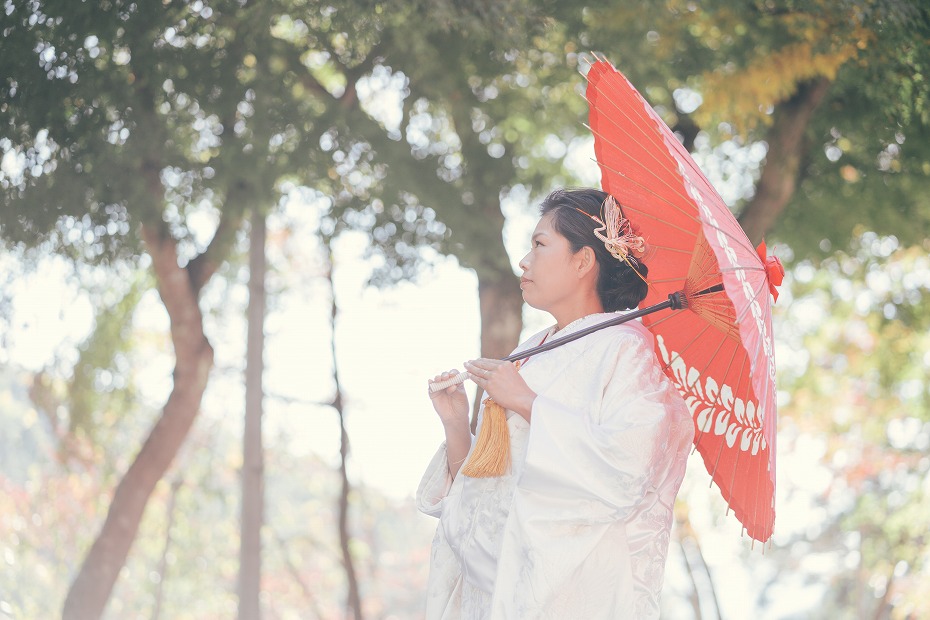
584, 56, 783, 543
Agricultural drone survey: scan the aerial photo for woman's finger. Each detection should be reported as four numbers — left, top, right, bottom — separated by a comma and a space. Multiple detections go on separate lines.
466, 362, 496, 379
436, 369, 457, 381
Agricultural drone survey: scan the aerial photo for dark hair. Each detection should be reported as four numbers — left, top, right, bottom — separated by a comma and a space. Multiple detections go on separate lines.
539, 188, 648, 311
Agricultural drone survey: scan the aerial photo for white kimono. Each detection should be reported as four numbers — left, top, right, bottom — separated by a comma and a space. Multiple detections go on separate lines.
417, 314, 694, 619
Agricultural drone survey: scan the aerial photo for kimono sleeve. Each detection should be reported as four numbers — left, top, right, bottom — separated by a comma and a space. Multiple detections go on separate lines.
415, 443, 455, 518
519, 327, 686, 522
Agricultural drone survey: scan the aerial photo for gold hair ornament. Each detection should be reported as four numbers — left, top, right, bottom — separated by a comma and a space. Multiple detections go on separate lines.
573, 195, 649, 285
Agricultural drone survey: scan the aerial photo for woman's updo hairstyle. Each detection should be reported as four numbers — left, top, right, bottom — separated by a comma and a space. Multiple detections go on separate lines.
539, 188, 649, 312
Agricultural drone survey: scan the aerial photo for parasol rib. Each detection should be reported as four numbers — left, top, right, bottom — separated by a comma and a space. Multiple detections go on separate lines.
583, 66, 720, 196
709, 355, 750, 480
585, 86, 758, 255
584, 126, 703, 227
587, 154, 701, 235
732, 280, 773, 365
590, 148, 762, 260
689, 337, 741, 449
686, 204, 762, 259
583, 81, 685, 178
587, 73, 747, 228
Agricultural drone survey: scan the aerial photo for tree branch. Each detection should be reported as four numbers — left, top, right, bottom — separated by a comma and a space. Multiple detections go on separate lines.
138, 219, 211, 347
671, 112, 701, 153
737, 77, 832, 244
325, 260, 364, 620
186, 204, 243, 294
271, 530, 325, 620
150, 477, 183, 620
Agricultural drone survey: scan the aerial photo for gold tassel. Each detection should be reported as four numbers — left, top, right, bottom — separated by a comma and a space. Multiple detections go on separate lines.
461, 398, 511, 478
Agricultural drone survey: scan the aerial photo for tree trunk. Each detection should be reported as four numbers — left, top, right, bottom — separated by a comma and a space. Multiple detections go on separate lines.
676, 536, 703, 620
63, 227, 214, 620
675, 509, 723, 620
737, 78, 832, 244
871, 565, 896, 620
325, 261, 364, 620
470, 268, 523, 431
239, 210, 266, 620
336, 400, 362, 620
151, 477, 182, 620
478, 272, 523, 360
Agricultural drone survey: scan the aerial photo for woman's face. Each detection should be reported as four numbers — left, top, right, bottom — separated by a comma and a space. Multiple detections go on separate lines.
518, 212, 589, 312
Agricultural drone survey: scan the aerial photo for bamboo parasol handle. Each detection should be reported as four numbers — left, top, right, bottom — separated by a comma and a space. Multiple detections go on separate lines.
428, 371, 470, 393
427, 291, 690, 394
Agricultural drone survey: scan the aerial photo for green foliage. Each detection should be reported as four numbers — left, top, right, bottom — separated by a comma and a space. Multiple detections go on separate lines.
773, 237, 930, 618
67, 273, 147, 440
319, 0, 588, 282
1, 0, 337, 261
3, 0, 928, 272
581, 0, 930, 258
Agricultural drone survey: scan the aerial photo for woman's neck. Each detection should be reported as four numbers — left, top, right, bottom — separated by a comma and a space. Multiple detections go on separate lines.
552, 297, 605, 331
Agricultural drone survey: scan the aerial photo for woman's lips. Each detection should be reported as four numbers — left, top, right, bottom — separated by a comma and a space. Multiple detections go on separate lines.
520, 277, 531, 287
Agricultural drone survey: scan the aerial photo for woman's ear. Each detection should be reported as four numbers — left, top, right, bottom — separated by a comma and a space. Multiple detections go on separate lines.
576, 246, 598, 278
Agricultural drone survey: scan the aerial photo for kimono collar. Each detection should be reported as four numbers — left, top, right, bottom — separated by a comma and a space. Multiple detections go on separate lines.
552, 311, 636, 338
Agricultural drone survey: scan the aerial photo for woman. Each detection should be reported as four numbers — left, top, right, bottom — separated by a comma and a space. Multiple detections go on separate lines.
418, 188, 694, 619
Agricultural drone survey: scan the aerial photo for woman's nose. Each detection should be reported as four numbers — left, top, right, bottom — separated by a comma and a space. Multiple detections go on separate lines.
518, 252, 530, 271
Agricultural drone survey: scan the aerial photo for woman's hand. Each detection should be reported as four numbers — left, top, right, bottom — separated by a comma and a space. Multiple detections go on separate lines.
428, 370, 472, 479
464, 359, 537, 421
428, 369, 470, 428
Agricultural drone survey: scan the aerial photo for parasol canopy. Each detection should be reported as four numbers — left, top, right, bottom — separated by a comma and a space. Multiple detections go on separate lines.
585, 55, 782, 543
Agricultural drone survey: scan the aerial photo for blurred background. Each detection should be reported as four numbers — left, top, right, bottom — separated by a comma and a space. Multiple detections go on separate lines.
1, 1, 929, 618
